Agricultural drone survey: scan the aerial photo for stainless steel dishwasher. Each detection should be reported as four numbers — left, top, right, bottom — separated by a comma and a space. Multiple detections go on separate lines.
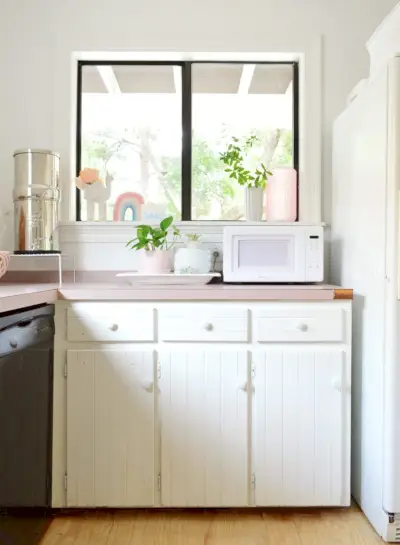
0, 304, 54, 507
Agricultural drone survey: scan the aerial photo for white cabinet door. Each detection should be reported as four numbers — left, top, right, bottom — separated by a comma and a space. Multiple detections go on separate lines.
66, 350, 155, 507
254, 348, 350, 507
159, 349, 249, 507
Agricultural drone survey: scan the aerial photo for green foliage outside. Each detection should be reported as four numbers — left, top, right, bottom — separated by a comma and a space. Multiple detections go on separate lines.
219, 135, 273, 189
82, 125, 293, 221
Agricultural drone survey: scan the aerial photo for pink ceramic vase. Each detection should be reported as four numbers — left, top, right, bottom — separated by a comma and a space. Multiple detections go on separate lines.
265, 167, 297, 221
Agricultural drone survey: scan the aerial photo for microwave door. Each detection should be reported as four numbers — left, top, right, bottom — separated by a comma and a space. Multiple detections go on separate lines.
232, 234, 306, 282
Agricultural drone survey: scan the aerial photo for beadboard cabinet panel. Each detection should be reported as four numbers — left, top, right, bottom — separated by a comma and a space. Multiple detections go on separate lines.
66, 349, 155, 507
254, 348, 350, 506
159, 349, 250, 507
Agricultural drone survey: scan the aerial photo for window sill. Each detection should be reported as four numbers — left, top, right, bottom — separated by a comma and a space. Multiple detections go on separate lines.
59, 220, 326, 243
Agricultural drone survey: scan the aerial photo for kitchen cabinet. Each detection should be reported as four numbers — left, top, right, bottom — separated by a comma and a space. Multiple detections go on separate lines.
53, 300, 352, 509
66, 349, 155, 507
159, 349, 249, 506
253, 348, 350, 506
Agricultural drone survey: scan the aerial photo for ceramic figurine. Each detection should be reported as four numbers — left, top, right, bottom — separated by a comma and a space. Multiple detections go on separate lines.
76, 169, 113, 221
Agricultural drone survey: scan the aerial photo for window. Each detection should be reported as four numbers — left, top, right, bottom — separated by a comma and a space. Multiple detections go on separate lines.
76, 61, 298, 222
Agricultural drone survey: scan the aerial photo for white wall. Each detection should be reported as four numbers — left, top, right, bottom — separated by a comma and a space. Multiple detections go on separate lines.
0, 0, 398, 252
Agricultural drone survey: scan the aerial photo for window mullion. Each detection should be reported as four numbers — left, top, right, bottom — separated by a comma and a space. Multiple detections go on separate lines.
76, 61, 83, 221
293, 61, 300, 221
181, 62, 192, 220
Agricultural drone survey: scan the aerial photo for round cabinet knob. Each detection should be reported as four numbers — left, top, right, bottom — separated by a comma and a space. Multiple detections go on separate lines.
204, 323, 214, 332
9, 339, 18, 349
296, 323, 308, 332
109, 324, 119, 332
142, 382, 154, 393
332, 378, 350, 393
332, 378, 342, 392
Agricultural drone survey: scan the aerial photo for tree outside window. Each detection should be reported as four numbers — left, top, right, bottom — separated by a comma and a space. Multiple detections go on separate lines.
78, 62, 296, 222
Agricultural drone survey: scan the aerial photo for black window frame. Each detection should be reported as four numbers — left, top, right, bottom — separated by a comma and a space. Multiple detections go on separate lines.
76, 60, 299, 221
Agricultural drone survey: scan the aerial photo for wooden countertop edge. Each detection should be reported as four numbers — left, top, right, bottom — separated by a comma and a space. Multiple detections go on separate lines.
333, 288, 354, 300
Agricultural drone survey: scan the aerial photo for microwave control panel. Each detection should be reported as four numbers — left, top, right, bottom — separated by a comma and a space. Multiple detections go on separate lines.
305, 233, 324, 281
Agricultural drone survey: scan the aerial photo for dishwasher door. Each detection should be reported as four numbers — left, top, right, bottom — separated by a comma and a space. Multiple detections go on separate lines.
0, 304, 54, 507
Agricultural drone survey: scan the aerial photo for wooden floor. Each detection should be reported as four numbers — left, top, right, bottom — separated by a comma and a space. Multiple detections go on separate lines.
41, 505, 384, 544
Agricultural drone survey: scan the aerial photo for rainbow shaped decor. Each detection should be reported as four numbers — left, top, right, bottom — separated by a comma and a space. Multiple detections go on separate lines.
113, 192, 144, 222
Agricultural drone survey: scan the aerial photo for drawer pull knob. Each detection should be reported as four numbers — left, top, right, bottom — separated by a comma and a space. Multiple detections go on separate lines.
296, 323, 308, 332
109, 324, 119, 332
204, 323, 214, 331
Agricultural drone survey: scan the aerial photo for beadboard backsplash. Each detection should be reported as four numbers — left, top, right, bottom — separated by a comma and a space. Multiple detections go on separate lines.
60, 222, 224, 272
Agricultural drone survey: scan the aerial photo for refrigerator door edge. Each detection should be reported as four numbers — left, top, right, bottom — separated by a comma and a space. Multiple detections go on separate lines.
383, 54, 400, 514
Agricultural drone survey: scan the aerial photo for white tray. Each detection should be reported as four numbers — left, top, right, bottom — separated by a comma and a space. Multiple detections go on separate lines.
116, 272, 221, 286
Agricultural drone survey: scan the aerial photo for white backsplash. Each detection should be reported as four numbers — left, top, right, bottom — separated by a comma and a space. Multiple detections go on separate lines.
6, 221, 330, 283
8, 222, 224, 272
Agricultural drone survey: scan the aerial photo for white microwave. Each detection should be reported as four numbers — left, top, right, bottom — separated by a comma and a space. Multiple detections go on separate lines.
223, 225, 324, 283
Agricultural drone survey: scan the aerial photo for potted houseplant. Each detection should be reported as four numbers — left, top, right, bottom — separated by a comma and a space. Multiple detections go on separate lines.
174, 233, 210, 274
220, 135, 272, 221
126, 216, 180, 274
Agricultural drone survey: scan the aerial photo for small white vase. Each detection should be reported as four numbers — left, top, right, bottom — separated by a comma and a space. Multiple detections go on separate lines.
137, 249, 172, 274
245, 187, 264, 221
174, 243, 210, 274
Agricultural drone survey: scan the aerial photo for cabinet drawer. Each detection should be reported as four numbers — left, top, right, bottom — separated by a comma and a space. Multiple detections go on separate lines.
67, 303, 154, 342
254, 308, 344, 343
159, 306, 248, 342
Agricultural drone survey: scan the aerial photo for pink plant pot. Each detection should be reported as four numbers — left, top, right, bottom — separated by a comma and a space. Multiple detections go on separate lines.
137, 249, 172, 274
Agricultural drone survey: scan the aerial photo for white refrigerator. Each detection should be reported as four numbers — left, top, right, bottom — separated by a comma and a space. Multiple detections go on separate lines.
332, 55, 400, 542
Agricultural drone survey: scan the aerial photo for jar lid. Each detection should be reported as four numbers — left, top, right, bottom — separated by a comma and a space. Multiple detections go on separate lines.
13, 149, 60, 158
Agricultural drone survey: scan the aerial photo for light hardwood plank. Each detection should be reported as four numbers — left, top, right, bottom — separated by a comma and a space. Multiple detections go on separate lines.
41, 506, 383, 545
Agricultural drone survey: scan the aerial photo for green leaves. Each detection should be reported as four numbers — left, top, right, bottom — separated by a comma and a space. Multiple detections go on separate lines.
172, 225, 181, 238
219, 135, 273, 190
126, 216, 180, 252
160, 216, 173, 231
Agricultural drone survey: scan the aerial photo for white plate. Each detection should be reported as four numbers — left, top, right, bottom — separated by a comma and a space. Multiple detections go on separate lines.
116, 272, 221, 286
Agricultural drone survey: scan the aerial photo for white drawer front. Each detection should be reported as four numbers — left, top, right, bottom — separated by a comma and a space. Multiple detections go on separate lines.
254, 308, 344, 343
159, 306, 248, 342
67, 303, 154, 342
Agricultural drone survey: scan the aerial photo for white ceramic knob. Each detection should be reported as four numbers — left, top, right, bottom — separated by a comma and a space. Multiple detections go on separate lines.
296, 323, 308, 332
332, 378, 342, 392
109, 324, 119, 332
142, 382, 154, 393
204, 323, 214, 331
332, 378, 350, 393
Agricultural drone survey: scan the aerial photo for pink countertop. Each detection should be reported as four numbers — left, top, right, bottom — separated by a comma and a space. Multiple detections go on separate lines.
0, 283, 353, 313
